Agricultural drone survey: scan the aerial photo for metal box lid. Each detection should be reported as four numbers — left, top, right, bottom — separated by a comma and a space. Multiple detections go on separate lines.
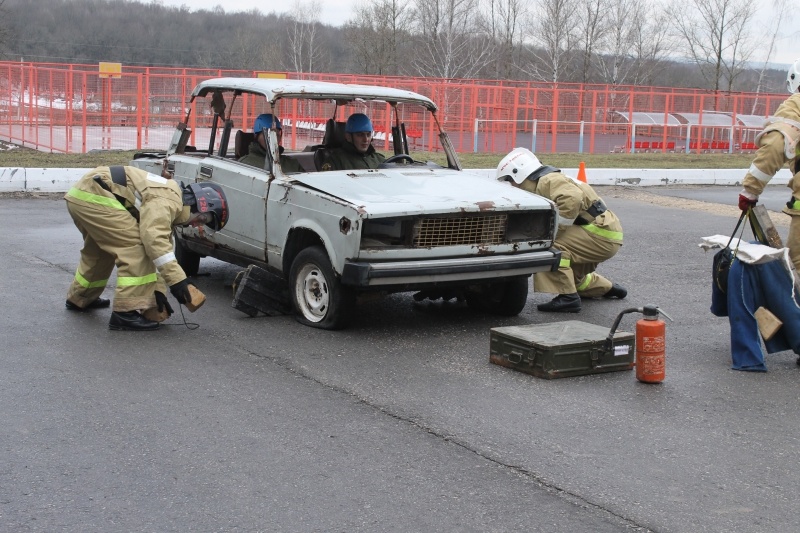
490, 320, 633, 348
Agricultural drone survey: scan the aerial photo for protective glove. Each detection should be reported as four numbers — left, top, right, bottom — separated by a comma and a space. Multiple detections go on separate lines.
155, 291, 174, 316
169, 279, 193, 305
738, 192, 758, 211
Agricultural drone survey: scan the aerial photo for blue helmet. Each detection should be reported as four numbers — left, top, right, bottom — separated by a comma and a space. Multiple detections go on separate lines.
345, 113, 373, 133
253, 113, 281, 134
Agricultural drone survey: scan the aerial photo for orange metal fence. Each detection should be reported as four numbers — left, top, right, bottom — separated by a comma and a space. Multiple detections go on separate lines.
0, 61, 787, 155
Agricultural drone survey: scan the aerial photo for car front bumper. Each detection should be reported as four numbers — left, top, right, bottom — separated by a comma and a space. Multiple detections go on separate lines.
341, 249, 561, 287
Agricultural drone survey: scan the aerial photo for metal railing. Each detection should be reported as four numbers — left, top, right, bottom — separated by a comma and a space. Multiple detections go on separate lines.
0, 60, 786, 154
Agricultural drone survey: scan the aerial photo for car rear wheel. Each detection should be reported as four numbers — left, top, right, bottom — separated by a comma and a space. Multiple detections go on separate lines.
466, 276, 529, 316
289, 246, 354, 330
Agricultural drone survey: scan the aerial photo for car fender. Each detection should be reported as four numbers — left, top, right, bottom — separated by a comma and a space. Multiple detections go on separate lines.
281, 212, 365, 276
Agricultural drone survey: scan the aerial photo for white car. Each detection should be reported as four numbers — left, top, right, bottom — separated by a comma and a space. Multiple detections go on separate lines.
131, 78, 560, 329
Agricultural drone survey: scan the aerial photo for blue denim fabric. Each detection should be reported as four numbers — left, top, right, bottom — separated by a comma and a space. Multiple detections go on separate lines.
721, 258, 800, 371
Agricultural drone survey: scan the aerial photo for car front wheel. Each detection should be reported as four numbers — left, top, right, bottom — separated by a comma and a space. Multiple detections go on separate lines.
289, 246, 354, 330
466, 276, 529, 316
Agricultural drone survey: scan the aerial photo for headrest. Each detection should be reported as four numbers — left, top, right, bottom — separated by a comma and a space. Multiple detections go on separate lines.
235, 130, 255, 159
322, 119, 347, 149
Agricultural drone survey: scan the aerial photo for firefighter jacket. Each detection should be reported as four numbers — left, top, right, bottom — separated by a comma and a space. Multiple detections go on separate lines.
743, 93, 800, 215
519, 170, 623, 245
65, 166, 191, 286
239, 142, 304, 173
322, 142, 386, 171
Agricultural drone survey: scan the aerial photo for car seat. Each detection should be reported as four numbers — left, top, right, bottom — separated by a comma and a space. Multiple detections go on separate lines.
314, 119, 346, 170
235, 130, 255, 159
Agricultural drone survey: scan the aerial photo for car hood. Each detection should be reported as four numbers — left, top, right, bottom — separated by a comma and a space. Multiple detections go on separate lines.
290, 167, 553, 217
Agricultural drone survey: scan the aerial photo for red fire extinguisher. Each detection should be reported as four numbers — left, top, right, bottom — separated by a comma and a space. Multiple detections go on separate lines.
606, 305, 672, 384
635, 305, 670, 383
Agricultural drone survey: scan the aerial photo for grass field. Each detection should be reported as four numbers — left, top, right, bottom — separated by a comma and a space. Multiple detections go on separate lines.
0, 142, 756, 170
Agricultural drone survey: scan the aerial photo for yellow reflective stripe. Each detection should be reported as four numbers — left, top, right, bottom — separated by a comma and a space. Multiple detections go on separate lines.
559, 257, 571, 268
116, 273, 158, 286
67, 187, 126, 210
75, 270, 108, 288
790, 200, 800, 210
577, 273, 593, 291
582, 223, 623, 242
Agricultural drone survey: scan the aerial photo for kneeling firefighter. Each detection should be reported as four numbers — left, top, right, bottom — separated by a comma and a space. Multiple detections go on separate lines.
64, 165, 228, 330
496, 148, 626, 313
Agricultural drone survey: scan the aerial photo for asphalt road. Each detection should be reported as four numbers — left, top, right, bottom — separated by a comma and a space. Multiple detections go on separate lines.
2, 190, 798, 532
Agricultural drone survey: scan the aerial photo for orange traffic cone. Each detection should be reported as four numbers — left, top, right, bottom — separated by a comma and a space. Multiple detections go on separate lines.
577, 161, 587, 183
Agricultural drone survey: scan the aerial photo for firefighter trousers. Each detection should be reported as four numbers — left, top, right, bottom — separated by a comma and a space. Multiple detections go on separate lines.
534, 224, 621, 297
66, 201, 164, 312
789, 214, 800, 274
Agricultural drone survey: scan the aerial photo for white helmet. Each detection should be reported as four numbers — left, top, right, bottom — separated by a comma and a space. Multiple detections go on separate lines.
788, 58, 800, 94
496, 147, 542, 184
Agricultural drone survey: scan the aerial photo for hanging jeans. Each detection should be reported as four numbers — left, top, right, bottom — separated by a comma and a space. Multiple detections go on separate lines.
711, 257, 800, 371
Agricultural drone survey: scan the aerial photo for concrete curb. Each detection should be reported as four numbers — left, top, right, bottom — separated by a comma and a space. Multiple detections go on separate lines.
1, 167, 792, 193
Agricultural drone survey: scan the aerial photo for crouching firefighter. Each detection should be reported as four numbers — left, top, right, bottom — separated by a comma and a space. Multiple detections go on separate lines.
496, 148, 626, 313
64, 165, 228, 330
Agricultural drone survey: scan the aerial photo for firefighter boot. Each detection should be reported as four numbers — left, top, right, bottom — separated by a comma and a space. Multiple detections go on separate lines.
603, 284, 628, 299
537, 293, 581, 313
66, 297, 111, 311
109, 311, 161, 331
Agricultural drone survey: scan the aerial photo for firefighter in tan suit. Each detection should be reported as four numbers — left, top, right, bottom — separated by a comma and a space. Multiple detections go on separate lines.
739, 58, 800, 271
497, 148, 626, 313
64, 166, 228, 330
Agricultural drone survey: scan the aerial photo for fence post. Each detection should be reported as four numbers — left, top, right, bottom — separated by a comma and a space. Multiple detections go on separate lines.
531, 119, 537, 153
684, 126, 691, 154
578, 121, 585, 154
473, 118, 478, 153
728, 125, 734, 154
136, 73, 143, 151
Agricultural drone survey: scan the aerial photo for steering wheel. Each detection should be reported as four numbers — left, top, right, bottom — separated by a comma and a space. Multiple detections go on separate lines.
382, 154, 414, 164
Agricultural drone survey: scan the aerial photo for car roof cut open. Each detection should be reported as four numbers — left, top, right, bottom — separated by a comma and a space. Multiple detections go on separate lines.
191, 77, 438, 111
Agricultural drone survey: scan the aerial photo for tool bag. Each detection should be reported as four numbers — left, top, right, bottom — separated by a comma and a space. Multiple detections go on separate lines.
713, 210, 748, 295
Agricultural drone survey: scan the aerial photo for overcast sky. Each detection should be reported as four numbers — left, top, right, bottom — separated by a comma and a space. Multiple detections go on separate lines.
157, 0, 797, 68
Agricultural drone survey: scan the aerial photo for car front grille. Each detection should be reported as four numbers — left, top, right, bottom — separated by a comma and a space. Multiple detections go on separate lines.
413, 214, 508, 248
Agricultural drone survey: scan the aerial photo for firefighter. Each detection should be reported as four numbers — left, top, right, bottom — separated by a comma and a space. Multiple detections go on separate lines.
497, 148, 626, 313
64, 166, 228, 330
239, 113, 303, 173
321, 113, 386, 170
738, 58, 800, 271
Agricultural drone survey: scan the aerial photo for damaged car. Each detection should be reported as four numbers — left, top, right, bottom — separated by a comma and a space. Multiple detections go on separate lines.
131, 77, 560, 329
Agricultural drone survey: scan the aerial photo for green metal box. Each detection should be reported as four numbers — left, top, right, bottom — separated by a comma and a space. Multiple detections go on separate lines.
489, 320, 635, 379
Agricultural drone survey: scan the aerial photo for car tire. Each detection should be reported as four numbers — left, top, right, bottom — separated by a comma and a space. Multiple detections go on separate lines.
174, 235, 201, 277
289, 245, 354, 330
466, 276, 529, 316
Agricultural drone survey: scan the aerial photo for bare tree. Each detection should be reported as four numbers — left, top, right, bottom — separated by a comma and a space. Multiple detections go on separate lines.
519, 0, 578, 83
409, 0, 494, 79
344, 0, 412, 75
751, 0, 790, 106
481, 0, 527, 80
285, 0, 330, 75
576, 0, 607, 83
670, 0, 757, 91
0, 0, 9, 59
595, 0, 637, 86
627, 1, 674, 85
